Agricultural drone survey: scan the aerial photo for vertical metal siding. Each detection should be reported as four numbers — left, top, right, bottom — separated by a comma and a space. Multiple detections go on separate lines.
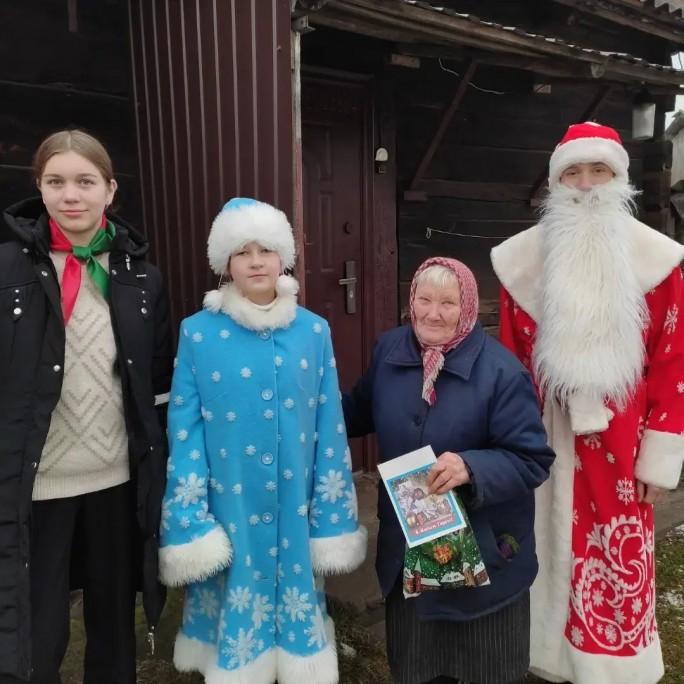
129, 0, 294, 326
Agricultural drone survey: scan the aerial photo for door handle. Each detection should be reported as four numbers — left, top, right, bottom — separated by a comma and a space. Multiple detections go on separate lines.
338, 261, 357, 314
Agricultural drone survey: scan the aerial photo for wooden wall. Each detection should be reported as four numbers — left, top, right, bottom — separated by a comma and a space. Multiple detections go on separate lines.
0, 0, 139, 224
393, 59, 646, 323
302, 25, 675, 330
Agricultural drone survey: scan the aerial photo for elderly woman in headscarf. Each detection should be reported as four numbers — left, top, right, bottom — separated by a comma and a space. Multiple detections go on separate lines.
343, 257, 555, 684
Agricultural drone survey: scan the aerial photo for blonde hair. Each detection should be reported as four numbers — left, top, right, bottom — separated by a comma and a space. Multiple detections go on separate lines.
33, 130, 114, 183
414, 264, 459, 291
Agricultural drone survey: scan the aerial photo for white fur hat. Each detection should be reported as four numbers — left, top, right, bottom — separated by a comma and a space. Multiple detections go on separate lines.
548, 121, 629, 189
207, 198, 296, 275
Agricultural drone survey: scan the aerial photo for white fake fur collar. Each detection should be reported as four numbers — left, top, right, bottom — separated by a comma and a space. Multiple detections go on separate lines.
491, 218, 684, 324
203, 275, 299, 331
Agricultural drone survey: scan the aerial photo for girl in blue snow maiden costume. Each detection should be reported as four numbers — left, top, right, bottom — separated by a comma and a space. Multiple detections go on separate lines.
159, 198, 367, 684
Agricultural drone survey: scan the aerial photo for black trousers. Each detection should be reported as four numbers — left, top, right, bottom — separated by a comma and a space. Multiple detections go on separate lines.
6, 482, 137, 684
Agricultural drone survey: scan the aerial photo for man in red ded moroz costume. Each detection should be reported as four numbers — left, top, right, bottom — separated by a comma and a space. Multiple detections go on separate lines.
491, 121, 684, 684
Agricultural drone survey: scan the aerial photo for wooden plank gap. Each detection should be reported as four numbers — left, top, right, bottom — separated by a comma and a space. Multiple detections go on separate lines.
407, 59, 476, 197
403, 190, 427, 201
528, 84, 613, 206
68, 0, 78, 33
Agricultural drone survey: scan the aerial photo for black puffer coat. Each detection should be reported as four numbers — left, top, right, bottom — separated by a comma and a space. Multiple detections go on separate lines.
0, 198, 173, 679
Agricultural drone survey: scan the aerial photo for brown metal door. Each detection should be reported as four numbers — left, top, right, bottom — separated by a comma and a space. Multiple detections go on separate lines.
302, 78, 366, 470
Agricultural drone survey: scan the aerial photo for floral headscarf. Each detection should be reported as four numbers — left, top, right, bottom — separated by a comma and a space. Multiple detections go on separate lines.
409, 257, 479, 405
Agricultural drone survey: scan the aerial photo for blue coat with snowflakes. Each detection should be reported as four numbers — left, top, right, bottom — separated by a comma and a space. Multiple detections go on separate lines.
159, 280, 366, 684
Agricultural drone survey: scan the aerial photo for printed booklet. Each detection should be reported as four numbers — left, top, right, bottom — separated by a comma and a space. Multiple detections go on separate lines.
377, 445, 466, 548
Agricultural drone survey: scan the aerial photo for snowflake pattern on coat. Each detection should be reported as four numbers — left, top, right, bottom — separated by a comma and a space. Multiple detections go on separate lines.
160, 306, 360, 682
499, 268, 684, 672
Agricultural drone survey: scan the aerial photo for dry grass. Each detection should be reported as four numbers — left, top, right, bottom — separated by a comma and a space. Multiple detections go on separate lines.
58, 528, 684, 683
656, 525, 684, 684
60, 591, 389, 683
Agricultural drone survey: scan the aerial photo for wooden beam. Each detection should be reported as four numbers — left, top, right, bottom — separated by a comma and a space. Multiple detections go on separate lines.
398, 44, 683, 94
411, 180, 532, 203
322, 0, 684, 87
550, 0, 684, 42
397, 43, 589, 80
307, 11, 423, 43
319, 3, 544, 58
528, 84, 614, 205
406, 60, 476, 198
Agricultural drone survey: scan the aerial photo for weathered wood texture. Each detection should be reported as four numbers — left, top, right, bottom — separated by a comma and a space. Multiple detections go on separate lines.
302, 24, 671, 326
394, 61, 642, 305
0, 0, 141, 223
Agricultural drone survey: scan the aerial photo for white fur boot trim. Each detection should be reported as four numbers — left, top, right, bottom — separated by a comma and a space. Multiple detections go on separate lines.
159, 524, 232, 587
530, 634, 664, 684
275, 640, 339, 684
635, 429, 684, 489
174, 632, 215, 674
310, 526, 368, 575
567, 393, 614, 435
204, 649, 278, 684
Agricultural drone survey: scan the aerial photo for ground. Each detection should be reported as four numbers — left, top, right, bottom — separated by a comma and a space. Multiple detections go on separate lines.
60, 591, 390, 684
57, 473, 684, 684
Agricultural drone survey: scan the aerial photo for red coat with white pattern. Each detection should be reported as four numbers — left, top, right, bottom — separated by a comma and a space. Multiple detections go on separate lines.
492, 220, 684, 684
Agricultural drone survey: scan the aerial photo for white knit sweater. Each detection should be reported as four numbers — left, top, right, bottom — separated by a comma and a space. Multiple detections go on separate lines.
34, 252, 129, 500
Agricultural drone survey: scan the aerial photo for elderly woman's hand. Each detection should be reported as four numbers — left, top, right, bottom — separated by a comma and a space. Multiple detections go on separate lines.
427, 451, 470, 495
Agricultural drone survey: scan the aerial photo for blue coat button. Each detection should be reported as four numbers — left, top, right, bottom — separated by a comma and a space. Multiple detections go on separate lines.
259, 330, 271, 340
262, 453, 274, 465
261, 389, 273, 401
262, 512, 274, 524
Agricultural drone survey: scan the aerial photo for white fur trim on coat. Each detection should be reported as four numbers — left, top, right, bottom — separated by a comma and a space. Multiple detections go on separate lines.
174, 632, 216, 674
203, 275, 298, 331
530, 398, 576, 681
531, 399, 666, 684
530, 635, 663, 684
159, 525, 232, 587
207, 202, 296, 275
549, 137, 629, 189
491, 218, 684, 324
566, 394, 614, 436
635, 429, 684, 490
172, 619, 337, 684
310, 526, 368, 576
275, 638, 338, 684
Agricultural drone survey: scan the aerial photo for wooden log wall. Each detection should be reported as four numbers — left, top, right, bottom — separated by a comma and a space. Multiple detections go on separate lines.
0, 0, 139, 224
393, 60, 642, 328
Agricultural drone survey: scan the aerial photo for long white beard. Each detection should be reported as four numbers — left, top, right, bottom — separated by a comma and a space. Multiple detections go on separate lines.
532, 181, 648, 410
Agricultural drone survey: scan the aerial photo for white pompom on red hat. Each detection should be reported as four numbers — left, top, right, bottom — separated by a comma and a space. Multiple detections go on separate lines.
548, 121, 629, 188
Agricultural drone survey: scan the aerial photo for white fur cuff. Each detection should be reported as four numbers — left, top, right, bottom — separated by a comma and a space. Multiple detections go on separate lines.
635, 429, 684, 490
567, 393, 614, 436
310, 526, 368, 576
159, 525, 232, 587
174, 633, 214, 674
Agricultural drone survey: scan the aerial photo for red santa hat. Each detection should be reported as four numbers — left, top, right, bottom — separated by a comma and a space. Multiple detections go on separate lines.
548, 122, 629, 188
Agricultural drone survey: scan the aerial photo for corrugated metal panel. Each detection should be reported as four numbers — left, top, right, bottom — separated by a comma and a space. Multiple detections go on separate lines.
128, 0, 294, 326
